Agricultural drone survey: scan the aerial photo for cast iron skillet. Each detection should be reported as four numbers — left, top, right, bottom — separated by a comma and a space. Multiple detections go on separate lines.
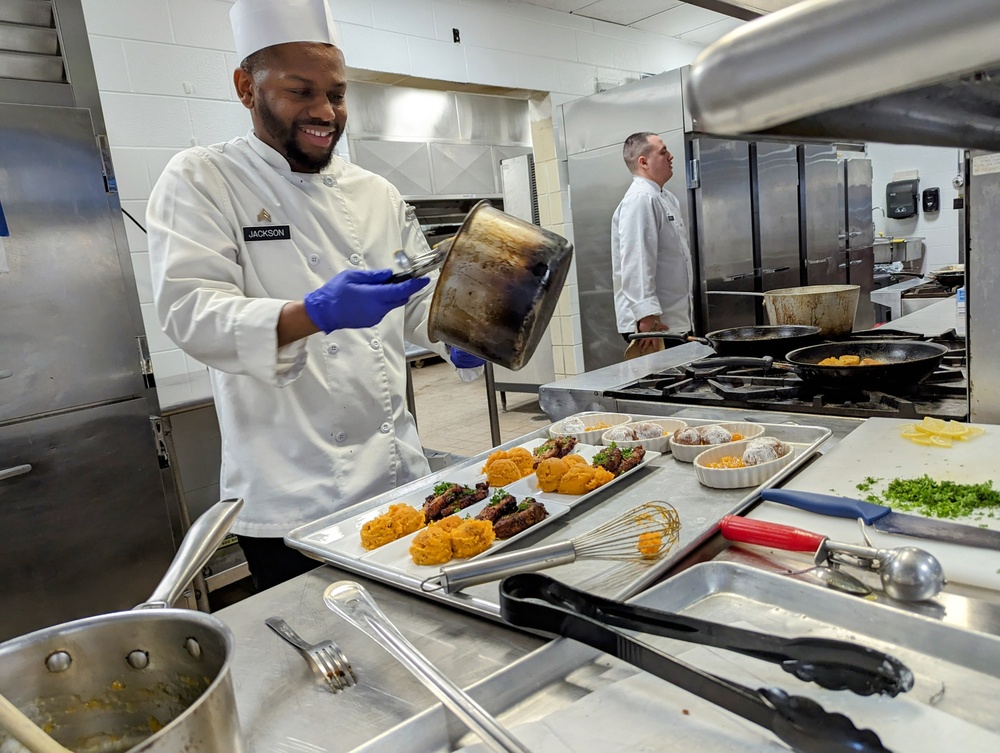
627, 325, 823, 359
781, 340, 949, 391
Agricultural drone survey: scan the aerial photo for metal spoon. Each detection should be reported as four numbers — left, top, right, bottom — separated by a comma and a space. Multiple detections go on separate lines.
324, 581, 531, 753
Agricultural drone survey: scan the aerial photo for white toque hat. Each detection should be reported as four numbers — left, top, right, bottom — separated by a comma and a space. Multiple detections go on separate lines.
230, 0, 340, 62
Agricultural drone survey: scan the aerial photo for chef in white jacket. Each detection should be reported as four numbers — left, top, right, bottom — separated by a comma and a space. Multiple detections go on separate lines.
147, 0, 483, 590
611, 132, 694, 357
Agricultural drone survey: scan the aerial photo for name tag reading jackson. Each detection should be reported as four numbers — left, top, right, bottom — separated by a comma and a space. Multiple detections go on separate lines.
243, 225, 291, 242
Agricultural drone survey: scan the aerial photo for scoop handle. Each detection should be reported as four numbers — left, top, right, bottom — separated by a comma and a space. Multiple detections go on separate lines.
720, 515, 826, 552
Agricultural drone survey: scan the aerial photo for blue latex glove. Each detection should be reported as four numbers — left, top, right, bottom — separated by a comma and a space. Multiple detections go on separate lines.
304, 269, 430, 334
449, 345, 486, 369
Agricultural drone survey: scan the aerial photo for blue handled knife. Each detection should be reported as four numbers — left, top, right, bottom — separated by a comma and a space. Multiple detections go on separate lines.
760, 488, 1000, 552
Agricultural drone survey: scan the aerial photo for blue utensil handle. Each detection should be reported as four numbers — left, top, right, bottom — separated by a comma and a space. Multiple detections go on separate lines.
761, 488, 891, 525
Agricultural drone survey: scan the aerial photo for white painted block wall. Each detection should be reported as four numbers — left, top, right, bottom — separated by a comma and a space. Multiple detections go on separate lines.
80, 0, 714, 381
868, 143, 963, 273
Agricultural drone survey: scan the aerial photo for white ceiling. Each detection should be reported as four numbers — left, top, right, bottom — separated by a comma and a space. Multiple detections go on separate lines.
518, 1, 749, 45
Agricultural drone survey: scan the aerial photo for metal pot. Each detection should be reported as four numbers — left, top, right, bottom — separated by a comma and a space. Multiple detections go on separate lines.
0, 499, 245, 753
427, 201, 573, 371
763, 284, 860, 336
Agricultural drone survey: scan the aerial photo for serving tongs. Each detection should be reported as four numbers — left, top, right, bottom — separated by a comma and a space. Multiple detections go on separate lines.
500, 573, 901, 753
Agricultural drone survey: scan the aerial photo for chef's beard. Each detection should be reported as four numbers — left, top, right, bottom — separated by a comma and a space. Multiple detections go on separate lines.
257, 97, 341, 172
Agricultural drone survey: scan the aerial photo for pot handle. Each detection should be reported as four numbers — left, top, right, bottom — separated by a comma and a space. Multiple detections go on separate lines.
138, 497, 244, 609
626, 333, 706, 344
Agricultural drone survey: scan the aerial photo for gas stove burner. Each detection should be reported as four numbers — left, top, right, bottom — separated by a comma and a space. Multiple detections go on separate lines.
607, 332, 969, 422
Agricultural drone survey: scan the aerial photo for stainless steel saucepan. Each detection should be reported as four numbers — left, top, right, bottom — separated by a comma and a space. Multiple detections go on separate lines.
0, 499, 245, 753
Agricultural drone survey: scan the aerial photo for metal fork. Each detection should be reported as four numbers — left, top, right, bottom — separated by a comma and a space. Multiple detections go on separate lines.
265, 616, 357, 692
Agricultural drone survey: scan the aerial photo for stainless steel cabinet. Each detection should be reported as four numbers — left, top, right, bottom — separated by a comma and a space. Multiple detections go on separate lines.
0, 103, 146, 422
0, 400, 175, 641
0, 100, 177, 639
754, 141, 801, 298
693, 137, 755, 332
843, 158, 875, 329
801, 144, 845, 286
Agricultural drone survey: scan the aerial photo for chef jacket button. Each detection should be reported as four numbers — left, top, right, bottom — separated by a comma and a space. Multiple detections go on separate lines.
308, 254, 321, 266
379, 422, 391, 434
336, 431, 347, 442
370, 337, 381, 350
323, 176, 334, 187
328, 343, 339, 355
349, 253, 361, 265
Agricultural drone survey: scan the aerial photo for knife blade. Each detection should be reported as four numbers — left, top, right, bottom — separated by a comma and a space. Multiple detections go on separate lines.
760, 488, 1000, 552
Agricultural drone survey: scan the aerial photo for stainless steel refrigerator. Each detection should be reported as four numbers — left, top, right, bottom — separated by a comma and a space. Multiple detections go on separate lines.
560, 68, 873, 371
0, 1, 178, 640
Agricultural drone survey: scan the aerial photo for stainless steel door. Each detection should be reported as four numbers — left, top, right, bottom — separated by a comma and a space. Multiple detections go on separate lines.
844, 158, 875, 329
754, 142, 801, 301
0, 103, 146, 422
0, 399, 175, 640
562, 69, 688, 370
693, 137, 755, 332
801, 144, 844, 286
969, 150, 1000, 422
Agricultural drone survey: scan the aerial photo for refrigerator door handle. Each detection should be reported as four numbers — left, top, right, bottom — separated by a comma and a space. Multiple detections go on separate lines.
760, 266, 791, 275
0, 370, 12, 379
805, 257, 831, 266
0, 464, 32, 481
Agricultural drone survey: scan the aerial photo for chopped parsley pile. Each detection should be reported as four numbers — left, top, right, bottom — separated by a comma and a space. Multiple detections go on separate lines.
857, 475, 1000, 521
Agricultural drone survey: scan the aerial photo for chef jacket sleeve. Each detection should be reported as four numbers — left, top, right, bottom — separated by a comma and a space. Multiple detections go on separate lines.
617, 193, 663, 323
147, 151, 306, 387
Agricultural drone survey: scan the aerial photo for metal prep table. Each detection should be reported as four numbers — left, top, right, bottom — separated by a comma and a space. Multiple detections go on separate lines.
212, 298, 992, 750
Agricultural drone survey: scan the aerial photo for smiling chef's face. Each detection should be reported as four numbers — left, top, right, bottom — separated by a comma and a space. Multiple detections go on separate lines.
235, 42, 347, 173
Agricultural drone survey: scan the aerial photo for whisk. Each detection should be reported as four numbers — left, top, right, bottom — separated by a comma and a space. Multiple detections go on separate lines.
422, 502, 681, 594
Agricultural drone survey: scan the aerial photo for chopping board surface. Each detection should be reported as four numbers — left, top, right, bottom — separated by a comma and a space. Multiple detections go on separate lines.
747, 417, 1000, 591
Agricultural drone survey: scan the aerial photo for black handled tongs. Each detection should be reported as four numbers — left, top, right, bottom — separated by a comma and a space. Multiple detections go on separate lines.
500, 573, 903, 753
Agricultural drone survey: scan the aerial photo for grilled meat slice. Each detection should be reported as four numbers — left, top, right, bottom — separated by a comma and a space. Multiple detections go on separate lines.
493, 499, 548, 540
617, 445, 646, 474
532, 436, 579, 467
423, 481, 489, 522
592, 445, 624, 476
476, 490, 518, 524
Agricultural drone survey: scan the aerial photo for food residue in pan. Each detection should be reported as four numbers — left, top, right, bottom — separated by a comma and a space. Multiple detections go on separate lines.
817, 355, 883, 366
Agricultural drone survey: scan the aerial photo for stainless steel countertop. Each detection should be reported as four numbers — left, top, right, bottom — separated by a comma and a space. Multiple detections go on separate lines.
215, 301, 978, 750
216, 566, 544, 752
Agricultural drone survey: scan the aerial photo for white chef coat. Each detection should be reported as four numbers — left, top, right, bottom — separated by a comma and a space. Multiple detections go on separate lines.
611, 176, 694, 334
147, 131, 448, 538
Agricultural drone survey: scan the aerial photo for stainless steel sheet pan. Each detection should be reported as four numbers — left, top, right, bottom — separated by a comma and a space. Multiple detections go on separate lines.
352, 562, 1000, 752
287, 419, 831, 620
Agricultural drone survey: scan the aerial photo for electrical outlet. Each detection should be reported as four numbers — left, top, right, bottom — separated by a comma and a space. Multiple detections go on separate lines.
452, 28, 460, 43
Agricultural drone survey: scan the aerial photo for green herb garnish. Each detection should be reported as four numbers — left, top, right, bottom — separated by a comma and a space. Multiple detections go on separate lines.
855, 476, 882, 493
489, 488, 510, 506
433, 481, 454, 496
621, 447, 635, 459
866, 475, 1000, 519
517, 500, 533, 511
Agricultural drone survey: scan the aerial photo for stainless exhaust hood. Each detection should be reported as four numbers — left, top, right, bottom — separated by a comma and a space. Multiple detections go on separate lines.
685, 0, 1000, 149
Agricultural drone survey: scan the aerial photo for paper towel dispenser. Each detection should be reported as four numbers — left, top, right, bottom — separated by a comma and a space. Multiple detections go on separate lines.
887, 179, 919, 219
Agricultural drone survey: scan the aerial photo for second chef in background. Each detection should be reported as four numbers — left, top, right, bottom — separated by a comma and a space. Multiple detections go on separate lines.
611, 132, 694, 358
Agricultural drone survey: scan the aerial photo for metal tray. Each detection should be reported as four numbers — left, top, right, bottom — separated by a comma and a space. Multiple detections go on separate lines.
353, 562, 1000, 753
287, 419, 831, 620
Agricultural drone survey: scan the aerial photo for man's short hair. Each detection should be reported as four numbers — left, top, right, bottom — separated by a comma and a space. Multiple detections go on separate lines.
623, 132, 656, 172
240, 47, 274, 77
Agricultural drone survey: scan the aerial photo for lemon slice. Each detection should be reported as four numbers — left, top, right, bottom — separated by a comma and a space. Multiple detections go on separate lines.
965, 426, 986, 438
929, 435, 953, 447
906, 435, 935, 446
920, 416, 947, 434
900, 426, 926, 439
935, 420, 970, 438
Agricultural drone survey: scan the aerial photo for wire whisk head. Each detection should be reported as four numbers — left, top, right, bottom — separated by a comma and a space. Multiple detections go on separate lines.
575, 501, 681, 562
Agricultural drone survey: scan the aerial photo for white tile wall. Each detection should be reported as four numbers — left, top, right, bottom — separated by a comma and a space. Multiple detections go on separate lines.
868, 143, 962, 273
82, 0, 710, 378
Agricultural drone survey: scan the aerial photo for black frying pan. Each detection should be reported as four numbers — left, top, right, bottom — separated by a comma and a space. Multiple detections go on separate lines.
627, 325, 823, 359
782, 340, 949, 391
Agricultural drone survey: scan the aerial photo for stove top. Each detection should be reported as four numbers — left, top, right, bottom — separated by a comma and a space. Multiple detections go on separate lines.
607, 331, 969, 421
